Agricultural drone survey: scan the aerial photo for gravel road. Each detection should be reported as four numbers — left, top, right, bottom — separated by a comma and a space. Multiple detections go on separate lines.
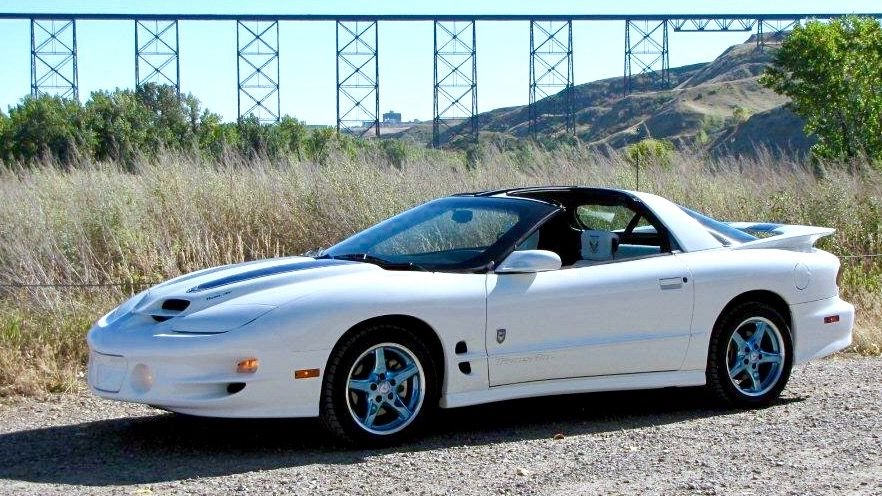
1, 355, 880, 495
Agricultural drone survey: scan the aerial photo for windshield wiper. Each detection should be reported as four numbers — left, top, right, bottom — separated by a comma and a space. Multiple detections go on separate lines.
318, 253, 429, 272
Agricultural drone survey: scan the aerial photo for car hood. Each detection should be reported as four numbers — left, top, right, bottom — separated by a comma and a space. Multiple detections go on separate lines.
103, 257, 380, 332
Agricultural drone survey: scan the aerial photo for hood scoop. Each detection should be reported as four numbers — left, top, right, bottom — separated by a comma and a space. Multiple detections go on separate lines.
162, 298, 191, 312
150, 298, 192, 322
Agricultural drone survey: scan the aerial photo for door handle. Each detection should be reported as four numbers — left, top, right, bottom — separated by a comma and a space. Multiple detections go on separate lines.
659, 276, 686, 290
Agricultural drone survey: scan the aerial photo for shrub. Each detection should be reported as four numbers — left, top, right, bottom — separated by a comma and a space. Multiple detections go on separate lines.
380, 138, 409, 168
624, 138, 674, 169
733, 106, 751, 123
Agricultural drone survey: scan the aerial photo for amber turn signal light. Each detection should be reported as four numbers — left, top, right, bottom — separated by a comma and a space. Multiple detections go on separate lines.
236, 358, 259, 374
294, 368, 320, 379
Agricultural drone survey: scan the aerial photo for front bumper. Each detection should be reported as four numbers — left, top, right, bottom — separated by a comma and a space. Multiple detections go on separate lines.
87, 322, 329, 418
791, 295, 854, 364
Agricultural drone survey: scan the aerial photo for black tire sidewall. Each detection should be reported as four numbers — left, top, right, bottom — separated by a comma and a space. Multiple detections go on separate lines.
708, 303, 793, 407
321, 324, 438, 446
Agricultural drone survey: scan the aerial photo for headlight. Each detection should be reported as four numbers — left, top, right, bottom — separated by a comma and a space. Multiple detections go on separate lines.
99, 290, 149, 326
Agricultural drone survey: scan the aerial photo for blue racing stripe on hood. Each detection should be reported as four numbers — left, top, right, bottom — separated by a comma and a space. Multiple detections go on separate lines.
186, 259, 356, 293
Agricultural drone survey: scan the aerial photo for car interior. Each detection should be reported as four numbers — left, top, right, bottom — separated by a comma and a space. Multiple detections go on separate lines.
509, 189, 676, 268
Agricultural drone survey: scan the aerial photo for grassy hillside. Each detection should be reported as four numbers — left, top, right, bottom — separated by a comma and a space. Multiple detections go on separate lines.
1, 147, 880, 396
413, 38, 807, 155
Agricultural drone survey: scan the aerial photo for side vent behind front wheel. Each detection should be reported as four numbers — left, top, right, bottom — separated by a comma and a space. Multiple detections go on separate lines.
455, 340, 472, 375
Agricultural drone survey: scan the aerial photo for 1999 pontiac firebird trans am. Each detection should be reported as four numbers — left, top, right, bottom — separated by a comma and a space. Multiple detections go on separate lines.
88, 187, 854, 445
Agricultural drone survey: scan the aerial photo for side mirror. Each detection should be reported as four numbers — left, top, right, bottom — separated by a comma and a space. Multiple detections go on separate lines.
496, 250, 562, 274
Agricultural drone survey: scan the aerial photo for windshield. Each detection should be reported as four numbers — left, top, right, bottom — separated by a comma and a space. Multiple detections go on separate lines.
322, 196, 558, 271
680, 206, 757, 246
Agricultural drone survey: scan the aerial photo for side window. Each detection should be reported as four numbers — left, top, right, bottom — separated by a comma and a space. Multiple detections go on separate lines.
575, 205, 633, 231
514, 229, 540, 251
573, 203, 667, 263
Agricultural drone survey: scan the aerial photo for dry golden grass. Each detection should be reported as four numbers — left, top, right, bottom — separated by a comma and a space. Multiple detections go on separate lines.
0, 145, 879, 396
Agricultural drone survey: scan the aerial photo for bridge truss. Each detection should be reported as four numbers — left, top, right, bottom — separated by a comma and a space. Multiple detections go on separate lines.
4, 11, 879, 145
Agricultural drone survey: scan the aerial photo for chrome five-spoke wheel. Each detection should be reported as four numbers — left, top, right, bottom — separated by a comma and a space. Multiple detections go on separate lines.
707, 302, 793, 406
726, 317, 785, 397
346, 343, 426, 435
320, 324, 437, 446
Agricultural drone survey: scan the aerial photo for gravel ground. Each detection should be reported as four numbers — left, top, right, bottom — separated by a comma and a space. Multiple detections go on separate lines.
0, 354, 880, 496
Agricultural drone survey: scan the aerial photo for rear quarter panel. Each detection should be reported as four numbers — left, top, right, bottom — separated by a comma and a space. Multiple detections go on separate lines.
679, 248, 841, 370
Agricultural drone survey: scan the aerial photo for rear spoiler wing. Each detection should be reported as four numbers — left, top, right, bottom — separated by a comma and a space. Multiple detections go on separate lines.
727, 222, 835, 253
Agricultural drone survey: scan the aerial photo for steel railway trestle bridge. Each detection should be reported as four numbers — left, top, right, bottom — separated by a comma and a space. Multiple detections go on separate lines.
5, 11, 880, 146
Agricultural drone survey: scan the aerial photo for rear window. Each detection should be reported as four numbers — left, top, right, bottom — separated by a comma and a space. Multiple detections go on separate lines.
680, 206, 757, 246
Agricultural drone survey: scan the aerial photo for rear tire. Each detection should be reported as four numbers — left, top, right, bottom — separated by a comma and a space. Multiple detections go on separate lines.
320, 324, 438, 447
706, 302, 793, 407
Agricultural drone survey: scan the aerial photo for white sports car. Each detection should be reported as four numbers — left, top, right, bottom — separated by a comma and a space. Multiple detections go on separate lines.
87, 187, 854, 445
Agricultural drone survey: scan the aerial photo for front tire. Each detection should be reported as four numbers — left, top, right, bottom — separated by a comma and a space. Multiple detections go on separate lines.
320, 324, 438, 446
707, 302, 793, 407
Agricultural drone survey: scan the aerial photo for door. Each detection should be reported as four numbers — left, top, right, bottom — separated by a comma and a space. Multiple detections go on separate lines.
485, 254, 694, 386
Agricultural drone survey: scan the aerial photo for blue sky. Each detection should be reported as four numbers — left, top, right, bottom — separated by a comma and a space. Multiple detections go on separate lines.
0, 1, 879, 125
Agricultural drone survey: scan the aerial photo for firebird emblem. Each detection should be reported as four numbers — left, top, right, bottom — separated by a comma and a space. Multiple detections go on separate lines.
496, 328, 507, 344
589, 237, 599, 253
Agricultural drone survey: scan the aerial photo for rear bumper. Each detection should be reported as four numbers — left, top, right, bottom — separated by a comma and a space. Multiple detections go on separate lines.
790, 296, 854, 364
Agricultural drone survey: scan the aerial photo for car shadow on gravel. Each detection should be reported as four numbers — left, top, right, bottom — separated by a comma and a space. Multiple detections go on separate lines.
0, 387, 804, 486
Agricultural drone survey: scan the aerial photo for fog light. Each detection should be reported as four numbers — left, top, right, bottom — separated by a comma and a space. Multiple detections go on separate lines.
130, 363, 154, 394
237, 358, 259, 374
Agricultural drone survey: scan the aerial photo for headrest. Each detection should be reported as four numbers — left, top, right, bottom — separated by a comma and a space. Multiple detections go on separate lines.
581, 230, 619, 261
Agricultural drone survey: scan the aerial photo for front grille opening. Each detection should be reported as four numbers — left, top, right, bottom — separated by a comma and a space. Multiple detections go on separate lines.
458, 361, 472, 374
226, 382, 246, 395
455, 340, 468, 354
152, 315, 171, 322
161, 299, 191, 312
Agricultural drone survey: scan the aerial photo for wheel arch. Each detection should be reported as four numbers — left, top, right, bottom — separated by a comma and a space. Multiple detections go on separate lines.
705, 289, 795, 406
714, 290, 793, 340
327, 314, 446, 391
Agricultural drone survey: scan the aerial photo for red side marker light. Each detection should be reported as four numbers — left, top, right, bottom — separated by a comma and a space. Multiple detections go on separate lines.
824, 315, 840, 324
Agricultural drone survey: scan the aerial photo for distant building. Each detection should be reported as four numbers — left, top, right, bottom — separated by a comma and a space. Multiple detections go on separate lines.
383, 110, 402, 125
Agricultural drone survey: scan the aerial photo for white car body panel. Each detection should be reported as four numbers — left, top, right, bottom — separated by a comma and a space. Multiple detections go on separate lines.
87, 188, 854, 418
486, 254, 693, 385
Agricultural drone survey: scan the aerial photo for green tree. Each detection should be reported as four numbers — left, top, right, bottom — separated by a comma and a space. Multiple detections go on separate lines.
197, 111, 240, 159
0, 110, 9, 161
760, 16, 882, 162
85, 89, 152, 163
304, 127, 336, 163
4, 95, 92, 164
278, 116, 308, 160
236, 115, 289, 158
135, 83, 199, 151
624, 138, 674, 169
